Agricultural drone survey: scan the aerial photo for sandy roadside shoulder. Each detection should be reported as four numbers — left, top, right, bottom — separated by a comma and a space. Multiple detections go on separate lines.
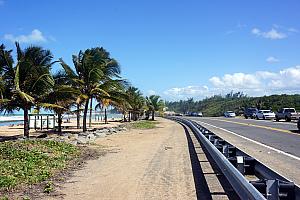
46, 118, 196, 200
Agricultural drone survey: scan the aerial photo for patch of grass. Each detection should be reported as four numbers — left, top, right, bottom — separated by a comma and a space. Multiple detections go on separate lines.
131, 120, 159, 129
0, 139, 79, 191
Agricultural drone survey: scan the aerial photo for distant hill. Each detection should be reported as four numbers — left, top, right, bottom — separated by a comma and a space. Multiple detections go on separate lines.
165, 92, 300, 117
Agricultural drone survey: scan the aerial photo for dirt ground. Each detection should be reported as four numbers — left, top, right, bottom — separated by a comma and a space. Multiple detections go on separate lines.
46, 118, 197, 200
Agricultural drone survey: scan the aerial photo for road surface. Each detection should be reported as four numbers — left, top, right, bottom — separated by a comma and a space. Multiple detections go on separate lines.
185, 116, 300, 185
187, 117, 300, 157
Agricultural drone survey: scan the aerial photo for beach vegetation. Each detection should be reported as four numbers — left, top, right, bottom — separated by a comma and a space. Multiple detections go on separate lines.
130, 120, 158, 129
0, 140, 79, 191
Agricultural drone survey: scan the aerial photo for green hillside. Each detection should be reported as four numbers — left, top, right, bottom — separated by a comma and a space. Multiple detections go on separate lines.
166, 92, 300, 117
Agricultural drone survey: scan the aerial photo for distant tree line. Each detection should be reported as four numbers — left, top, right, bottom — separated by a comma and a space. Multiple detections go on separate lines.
165, 91, 300, 117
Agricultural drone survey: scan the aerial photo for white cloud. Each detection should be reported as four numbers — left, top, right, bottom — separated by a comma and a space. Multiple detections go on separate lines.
164, 86, 211, 99
252, 28, 260, 35
210, 73, 260, 89
147, 90, 156, 96
266, 56, 279, 63
256, 71, 278, 79
288, 28, 299, 33
4, 29, 47, 43
209, 66, 300, 95
251, 28, 287, 40
164, 66, 300, 100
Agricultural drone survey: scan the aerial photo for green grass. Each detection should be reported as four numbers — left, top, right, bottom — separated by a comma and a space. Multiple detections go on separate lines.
131, 120, 158, 129
0, 139, 79, 191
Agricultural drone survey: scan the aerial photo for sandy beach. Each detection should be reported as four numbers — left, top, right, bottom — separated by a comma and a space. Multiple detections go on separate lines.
0, 117, 123, 138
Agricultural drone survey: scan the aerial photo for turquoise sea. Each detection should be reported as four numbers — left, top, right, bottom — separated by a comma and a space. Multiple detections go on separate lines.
0, 113, 123, 127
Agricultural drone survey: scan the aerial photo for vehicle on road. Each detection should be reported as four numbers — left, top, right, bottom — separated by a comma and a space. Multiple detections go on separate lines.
244, 107, 258, 119
191, 112, 203, 117
224, 111, 236, 118
275, 108, 300, 122
255, 110, 275, 120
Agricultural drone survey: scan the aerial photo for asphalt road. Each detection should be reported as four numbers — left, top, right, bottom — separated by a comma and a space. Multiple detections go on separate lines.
185, 117, 300, 158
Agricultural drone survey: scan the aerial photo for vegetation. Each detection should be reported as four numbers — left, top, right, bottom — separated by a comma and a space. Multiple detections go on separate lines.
146, 95, 164, 120
166, 92, 300, 116
0, 43, 59, 137
130, 120, 158, 129
0, 140, 79, 190
0, 42, 165, 137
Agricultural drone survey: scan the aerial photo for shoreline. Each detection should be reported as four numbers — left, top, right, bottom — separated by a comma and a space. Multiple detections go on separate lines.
0, 116, 123, 139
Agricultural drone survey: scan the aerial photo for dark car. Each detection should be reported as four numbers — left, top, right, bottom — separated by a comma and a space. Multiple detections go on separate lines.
244, 108, 258, 119
298, 118, 300, 131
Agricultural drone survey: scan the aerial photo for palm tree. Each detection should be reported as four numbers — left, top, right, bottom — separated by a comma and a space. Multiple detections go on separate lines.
0, 43, 56, 137
146, 95, 164, 120
126, 87, 145, 121
94, 80, 129, 124
60, 47, 121, 132
43, 70, 79, 133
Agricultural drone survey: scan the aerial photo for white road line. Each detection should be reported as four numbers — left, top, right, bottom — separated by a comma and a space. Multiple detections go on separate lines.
198, 121, 300, 161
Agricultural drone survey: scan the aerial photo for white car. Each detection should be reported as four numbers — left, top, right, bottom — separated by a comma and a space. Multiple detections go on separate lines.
255, 110, 275, 120
224, 111, 236, 118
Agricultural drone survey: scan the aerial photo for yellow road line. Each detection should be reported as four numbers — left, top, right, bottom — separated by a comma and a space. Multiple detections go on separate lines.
208, 118, 300, 136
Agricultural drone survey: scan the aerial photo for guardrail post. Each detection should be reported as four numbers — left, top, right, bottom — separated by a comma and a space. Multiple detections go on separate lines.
266, 180, 279, 200
236, 156, 245, 175
208, 135, 215, 143
214, 138, 219, 146
223, 145, 229, 158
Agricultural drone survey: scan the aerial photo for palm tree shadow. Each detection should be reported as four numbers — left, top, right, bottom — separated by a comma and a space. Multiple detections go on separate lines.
0, 135, 23, 142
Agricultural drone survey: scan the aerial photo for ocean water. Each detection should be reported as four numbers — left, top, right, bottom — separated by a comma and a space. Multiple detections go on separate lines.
0, 113, 123, 127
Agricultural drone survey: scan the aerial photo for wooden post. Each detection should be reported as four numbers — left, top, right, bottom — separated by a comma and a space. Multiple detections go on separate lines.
40, 115, 43, 130
34, 115, 37, 130
53, 115, 55, 129
47, 116, 49, 130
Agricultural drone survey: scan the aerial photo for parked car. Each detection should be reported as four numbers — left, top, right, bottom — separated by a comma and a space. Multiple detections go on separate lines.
255, 110, 275, 120
190, 112, 203, 117
224, 111, 236, 118
297, 118, 300, 131
275, 108, 300, 122
244, 108, 258, 119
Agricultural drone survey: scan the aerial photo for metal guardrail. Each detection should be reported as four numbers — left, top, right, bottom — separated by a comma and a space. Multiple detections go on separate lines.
168, 116, 299, 200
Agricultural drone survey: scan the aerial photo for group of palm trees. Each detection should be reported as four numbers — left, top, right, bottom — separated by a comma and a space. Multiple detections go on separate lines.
0, 42, 165, 137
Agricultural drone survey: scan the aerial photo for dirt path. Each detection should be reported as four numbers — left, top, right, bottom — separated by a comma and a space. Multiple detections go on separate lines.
48, 118, 196, 200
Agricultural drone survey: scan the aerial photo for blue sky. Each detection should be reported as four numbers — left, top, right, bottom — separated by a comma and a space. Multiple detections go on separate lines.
1, 0, 300, 100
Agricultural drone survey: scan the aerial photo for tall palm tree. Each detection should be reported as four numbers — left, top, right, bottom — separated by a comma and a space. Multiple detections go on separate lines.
0, 43, 56, 137
146, 95, 164, 120
60, 47, 121, 132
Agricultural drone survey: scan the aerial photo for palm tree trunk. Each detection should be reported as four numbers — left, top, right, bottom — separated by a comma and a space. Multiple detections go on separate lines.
104, 108, 107, 124
89, 97, 93, 127
76, 104, 80, 129
23, 107, 29, 137
152, 110, 155, 120
57, 112, 62, 133
123, 112, 126, 122
128, 111, 131, 122
83, 98, 90, 132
